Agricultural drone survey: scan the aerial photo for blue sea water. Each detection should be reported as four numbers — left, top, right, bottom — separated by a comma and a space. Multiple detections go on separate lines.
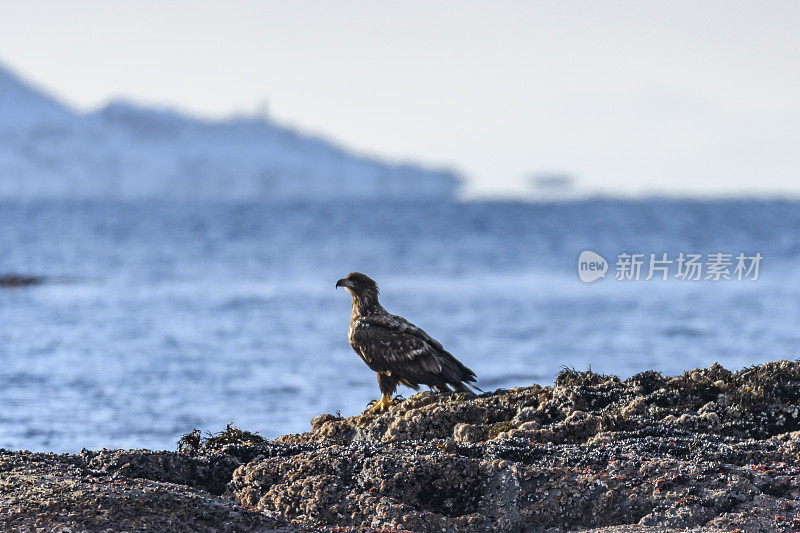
1, 199, 799, 452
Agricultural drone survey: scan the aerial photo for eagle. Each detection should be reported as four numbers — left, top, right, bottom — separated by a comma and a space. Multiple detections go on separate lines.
336, 272, 480, 412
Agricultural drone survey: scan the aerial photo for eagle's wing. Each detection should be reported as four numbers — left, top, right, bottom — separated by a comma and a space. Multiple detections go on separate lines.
351, 314, 478, 392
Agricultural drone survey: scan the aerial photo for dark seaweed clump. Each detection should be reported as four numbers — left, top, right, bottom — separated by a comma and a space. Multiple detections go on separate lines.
178, 423, 264, 453
556, 365, 619, 387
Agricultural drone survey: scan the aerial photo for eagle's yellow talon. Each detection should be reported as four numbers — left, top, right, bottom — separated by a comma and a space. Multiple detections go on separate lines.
368, 394, 396, 413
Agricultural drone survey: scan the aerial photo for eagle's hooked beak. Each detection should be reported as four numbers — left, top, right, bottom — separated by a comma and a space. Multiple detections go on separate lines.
336, 278, 353, 289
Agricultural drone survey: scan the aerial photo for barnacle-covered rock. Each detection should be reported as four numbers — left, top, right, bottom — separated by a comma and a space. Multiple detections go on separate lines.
4, 360, 800, 532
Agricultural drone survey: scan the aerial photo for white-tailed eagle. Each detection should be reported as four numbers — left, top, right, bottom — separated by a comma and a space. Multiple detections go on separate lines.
336, 272, 480, 412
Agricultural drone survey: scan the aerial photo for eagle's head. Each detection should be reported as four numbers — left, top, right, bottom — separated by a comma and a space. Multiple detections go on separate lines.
336, 272, 379, 299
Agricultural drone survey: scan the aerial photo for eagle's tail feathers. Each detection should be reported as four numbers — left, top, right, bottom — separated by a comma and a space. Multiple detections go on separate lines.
460, 366, 481, 392
451, 381, 478, 396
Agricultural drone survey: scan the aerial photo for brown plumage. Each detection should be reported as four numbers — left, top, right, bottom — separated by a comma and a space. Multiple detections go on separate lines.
336, 272, 480, 412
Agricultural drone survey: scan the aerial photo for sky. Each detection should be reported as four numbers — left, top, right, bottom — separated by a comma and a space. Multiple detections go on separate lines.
1, 0, 799, 197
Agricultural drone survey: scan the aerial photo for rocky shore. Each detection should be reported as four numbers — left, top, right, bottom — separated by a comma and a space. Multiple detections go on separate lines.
3, 360, 800, 532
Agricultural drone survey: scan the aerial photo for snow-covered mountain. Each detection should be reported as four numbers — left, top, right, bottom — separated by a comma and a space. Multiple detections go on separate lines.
0, 64, 461, 200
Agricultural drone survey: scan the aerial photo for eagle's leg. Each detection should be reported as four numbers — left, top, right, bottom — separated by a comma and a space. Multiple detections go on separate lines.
368, 373, 398, 412
369, 393, 396, 412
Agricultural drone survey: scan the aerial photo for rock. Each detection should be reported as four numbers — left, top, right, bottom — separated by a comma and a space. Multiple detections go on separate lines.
4, 360, 800, 531
453, 422, 487, 443
0, 449, 291, 532
0, 275, 45, 288
232, 360, 800, 531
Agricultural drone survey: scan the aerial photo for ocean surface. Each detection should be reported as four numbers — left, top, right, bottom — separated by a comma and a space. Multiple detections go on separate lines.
1, 199, 799, 452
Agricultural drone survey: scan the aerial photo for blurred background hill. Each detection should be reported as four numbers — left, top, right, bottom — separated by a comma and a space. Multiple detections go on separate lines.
0, 64, 459, 200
